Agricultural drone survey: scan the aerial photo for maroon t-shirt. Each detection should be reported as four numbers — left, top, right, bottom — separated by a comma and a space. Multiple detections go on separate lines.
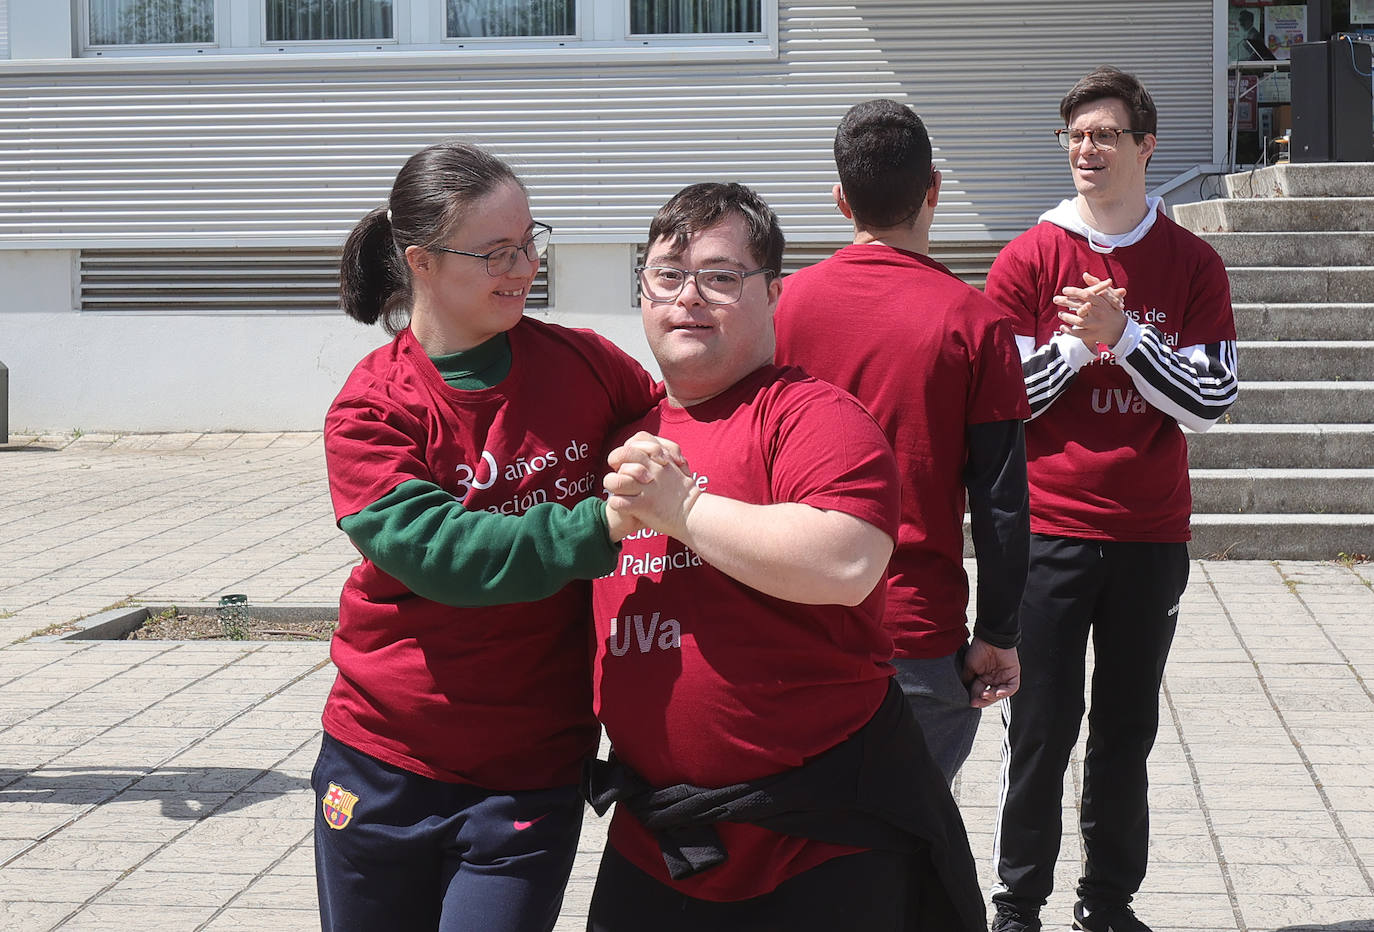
324, 318, 656, 790
776, 244, 1029, 658
591, 365, 901, 901
984, 216, 1234, 541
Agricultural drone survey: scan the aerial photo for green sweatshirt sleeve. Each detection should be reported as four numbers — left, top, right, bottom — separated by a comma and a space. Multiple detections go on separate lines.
339, 478, 617, 607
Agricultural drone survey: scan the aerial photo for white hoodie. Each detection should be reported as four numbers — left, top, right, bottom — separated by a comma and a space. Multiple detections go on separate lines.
1038, 195, 1165, 254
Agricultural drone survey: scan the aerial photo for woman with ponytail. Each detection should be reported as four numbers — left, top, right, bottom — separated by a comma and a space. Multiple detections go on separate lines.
314, 141, 659, 931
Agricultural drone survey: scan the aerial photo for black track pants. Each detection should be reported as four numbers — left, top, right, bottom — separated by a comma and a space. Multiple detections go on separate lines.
991, 535, 1189, 913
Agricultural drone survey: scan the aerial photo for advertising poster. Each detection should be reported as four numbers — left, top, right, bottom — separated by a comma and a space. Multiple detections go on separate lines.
1229, 73, 1259, 132
1264, 5, 1307, 60
1353, 0, 1374, 25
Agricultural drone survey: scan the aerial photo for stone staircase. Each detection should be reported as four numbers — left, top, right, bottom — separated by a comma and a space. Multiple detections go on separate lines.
1172, 162, 1374, 560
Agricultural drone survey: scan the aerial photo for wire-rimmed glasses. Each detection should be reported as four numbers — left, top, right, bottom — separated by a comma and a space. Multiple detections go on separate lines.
431, 222, 552, 276
636, 265, 774, 305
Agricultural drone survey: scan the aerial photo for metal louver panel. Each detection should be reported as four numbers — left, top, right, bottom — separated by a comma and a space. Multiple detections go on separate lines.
630, 239, 1003, 306
783, 241, 1006, 289
5, 1, 1215, 247
78, 248, 550, 312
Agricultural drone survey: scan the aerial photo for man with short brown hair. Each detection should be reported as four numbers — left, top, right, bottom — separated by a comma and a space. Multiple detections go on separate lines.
775, 99, 1031, 784
586, 181, 986, 932
984, 66, 1239, 932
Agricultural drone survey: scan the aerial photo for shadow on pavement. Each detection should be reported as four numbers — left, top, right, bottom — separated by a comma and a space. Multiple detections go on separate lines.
0, 766, 310, 818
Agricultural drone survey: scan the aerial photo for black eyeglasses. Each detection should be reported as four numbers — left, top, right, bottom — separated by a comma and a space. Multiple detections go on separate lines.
431, 222, 552, 276
636, 265, 774, 305
1055, 127, 1150, 151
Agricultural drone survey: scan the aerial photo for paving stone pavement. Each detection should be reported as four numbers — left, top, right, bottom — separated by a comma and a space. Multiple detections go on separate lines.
1, 432, 1372, 931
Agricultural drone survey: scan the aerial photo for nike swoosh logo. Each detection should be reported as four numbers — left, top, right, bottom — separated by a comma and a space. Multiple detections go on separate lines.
513, 815, 548, 831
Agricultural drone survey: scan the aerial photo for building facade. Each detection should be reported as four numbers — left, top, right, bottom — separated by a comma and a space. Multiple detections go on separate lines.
0, 0, 1226, 432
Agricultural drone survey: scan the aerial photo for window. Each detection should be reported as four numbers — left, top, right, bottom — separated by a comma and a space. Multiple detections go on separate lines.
447, 0, 572, 39
444, 0, 759, 39
266, 0, 392, 42
80, 0, 773, 56
87, 0, 215, 47
631, 0, 759, 35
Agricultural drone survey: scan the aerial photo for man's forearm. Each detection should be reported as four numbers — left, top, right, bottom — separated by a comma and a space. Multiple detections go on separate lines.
679, 496, 893, 607
1018, 332, 1093, 419
965, 420, 1028, 647
1114, 321, 1239, 432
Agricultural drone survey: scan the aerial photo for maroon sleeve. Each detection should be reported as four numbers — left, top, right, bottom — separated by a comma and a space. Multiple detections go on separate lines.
983, 237, 1044, 341
1179, 242, 1237, 346
968, 310, 1033, 425
574, 329, 662, 426
324, 390, 438, 521
764, 379, 901, 540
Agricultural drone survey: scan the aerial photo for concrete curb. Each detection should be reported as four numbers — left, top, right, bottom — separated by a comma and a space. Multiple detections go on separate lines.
34, 603, 339, 643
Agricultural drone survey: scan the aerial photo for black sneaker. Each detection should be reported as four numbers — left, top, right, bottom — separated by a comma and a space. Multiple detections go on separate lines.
1072, 900, 1151, 932
991, 906, 1042, 932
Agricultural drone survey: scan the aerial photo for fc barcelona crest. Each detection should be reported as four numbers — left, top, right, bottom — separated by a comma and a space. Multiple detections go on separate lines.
322, 782, 359, 830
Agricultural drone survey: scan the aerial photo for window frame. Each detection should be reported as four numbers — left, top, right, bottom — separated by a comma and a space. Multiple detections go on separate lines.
77, 0, 776, 60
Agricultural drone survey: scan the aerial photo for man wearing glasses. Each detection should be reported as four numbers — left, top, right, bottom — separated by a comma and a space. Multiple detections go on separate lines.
583, 182, 985, 932
775, 98, 1031, 787
983, 67, 1238, 932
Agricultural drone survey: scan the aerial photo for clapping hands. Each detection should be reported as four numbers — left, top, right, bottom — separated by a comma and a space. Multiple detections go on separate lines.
1053, 271, 1128, 349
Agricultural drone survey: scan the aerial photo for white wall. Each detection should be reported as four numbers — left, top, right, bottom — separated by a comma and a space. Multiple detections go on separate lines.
535, 243, 660, 381
1, 244, 655, 433
5, 0, 69, 59
0, 249, 386, 432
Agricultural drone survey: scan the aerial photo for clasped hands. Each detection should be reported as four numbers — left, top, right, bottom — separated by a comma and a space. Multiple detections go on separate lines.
1053, 271, 1128, 350
601, 432, 699, 543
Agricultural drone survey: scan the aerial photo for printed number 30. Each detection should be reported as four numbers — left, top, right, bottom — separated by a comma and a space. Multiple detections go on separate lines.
454, 451, 499, 500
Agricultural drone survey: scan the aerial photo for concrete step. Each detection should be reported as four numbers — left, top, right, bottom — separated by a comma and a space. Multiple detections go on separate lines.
1190, 468, 1374, 514
1238, 340, 1374, 380
1172, 197, 1374, 233
1233, 303, 1374, 341
1227, 267, 1374, 304
1223, 162, 1374, 199
1226, 382, 1374, 423
1199, 231, 1374, 266
1187, 424, 1374, 468
1188, 513, 1374, 560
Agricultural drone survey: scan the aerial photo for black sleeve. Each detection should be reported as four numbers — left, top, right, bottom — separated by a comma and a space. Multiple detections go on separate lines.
964, 419, 1028, 649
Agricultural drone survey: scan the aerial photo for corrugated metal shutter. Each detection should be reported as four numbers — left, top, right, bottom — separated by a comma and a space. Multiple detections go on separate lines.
2, 1, 1215, 247
784, 241, 1006, 289
630, 239, 1003, 305
78, 247, 550, 312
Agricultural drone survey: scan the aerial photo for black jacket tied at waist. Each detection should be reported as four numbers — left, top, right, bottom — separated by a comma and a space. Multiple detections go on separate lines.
582, 678, 987, 931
